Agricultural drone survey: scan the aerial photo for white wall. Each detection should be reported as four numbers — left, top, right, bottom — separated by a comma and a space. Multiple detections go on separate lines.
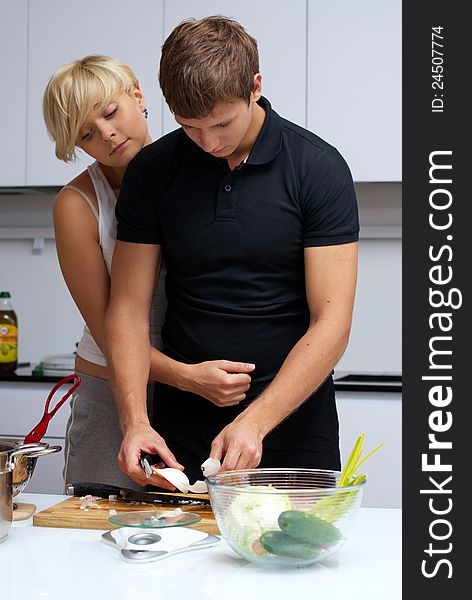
0, 239, 83, 363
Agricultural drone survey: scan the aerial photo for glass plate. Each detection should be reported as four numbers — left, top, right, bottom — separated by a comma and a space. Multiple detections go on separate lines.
108, 510, 202, 528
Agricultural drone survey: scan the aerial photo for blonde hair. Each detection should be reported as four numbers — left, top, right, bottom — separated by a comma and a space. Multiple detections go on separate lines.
43, 55, 138, 162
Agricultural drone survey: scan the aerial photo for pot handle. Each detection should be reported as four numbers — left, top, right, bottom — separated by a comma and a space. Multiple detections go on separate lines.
6, 444, 61, 471
25, 445, 62, 458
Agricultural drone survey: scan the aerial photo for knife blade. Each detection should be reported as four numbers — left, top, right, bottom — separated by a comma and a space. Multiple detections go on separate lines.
66, 482, 210, 505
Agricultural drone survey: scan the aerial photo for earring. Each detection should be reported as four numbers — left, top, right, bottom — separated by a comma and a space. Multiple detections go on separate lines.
143, 108, 149, 119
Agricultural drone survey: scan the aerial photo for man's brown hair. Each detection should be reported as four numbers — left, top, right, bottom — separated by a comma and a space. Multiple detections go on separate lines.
159, 15, 259, 118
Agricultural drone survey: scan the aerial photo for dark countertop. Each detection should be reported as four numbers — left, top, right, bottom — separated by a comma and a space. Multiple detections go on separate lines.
0, 364, 68, 383
333, 372, 402, 393
0, 366, 402, 392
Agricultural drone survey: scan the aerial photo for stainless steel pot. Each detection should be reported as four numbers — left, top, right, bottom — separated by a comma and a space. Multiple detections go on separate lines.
0, 440, 61, 543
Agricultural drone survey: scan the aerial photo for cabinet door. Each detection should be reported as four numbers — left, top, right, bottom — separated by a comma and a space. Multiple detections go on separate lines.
163, 0, 306, 134
307, 0, 401, 181
0, 0, 27, 186
336, 391, 402, 508
0, 382, 70, 438
26, 0, 164, 186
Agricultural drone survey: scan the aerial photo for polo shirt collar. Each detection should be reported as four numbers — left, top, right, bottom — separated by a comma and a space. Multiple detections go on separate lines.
185, 96, 283, 166
245, 96, 283, 166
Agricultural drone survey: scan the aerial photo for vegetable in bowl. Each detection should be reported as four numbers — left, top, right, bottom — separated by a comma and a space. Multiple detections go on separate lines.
207, 433, 383, 567
253, 433, 384, 561
224, 485, 292, 551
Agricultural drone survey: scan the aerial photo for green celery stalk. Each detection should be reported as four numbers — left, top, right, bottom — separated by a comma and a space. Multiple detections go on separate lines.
309, 433, 383, 523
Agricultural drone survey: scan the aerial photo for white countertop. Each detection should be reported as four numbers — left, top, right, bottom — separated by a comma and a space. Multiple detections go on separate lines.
0, 493, 402, 600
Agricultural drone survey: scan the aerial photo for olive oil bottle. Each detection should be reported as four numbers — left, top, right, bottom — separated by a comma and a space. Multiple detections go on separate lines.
0, 291, 18, 373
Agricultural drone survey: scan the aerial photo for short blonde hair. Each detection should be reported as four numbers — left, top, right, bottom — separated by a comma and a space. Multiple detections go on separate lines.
43, 55, 138, 162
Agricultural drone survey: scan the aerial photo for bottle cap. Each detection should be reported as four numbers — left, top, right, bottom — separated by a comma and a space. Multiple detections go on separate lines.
0, 291, 11, 298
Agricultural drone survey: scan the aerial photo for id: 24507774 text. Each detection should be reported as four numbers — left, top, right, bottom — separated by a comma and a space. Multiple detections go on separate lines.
431, 26, 445, 113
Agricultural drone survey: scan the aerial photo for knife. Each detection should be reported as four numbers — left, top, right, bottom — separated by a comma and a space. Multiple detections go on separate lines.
66, 482, 210, 505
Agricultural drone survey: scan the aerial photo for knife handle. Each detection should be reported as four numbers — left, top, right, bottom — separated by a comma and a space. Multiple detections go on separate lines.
140, 453, 154, 478
66, 482, 123, 497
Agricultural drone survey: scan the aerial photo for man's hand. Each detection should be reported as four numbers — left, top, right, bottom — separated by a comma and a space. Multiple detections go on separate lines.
210, 416, 265, 470
181, 360, 255, 407
118, 422, 184, 489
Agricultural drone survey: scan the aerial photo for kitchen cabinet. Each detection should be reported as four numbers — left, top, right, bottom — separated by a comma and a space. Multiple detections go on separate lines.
162, 0, 307, 134
0, 381, 70, 493
338, 237, 402, 374
1, 1, 401, 186
337, 390, 402, 508
26, 0, 164, 185
0, 0, 28, 186
307, 0, 402, 181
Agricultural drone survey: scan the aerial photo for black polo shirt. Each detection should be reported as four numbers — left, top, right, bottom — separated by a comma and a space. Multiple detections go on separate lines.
116, 97, 359, 397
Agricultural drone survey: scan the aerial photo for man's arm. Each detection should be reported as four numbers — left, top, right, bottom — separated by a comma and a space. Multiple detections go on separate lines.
211, 241, 358, 470
105, 240, 183, 488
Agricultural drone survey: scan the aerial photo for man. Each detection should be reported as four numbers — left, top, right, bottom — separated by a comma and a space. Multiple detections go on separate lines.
105, 16, 359, 487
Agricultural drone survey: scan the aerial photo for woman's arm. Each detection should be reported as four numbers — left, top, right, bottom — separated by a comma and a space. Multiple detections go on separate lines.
149, 349, 254, 407
53, 186, 110, 354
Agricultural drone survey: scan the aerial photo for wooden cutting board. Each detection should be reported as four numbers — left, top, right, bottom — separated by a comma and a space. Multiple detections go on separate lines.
13, 502, 36, 521
33, 496, 220, 535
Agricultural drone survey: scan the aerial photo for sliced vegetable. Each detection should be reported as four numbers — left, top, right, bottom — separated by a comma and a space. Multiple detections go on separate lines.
152, 467, 190, 493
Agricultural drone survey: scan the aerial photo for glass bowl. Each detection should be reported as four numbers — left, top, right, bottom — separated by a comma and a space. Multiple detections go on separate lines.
206, 468, 365, 568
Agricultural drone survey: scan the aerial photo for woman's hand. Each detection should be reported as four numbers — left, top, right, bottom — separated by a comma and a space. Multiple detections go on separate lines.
180, 360, 255, 407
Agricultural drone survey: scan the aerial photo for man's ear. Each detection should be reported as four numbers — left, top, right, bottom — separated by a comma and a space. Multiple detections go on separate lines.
250, 73, 263, 103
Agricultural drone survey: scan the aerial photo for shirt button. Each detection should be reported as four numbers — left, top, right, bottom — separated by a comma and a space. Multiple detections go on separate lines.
224, 184, 232, 192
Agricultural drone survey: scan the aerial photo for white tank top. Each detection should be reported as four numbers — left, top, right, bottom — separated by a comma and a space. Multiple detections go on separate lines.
62, 161, 167, 366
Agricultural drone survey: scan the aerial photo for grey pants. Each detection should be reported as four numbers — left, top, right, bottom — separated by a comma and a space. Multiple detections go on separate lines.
63, 371, 154, 491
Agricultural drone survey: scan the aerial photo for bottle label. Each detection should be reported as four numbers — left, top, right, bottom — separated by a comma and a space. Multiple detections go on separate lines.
0, 324, 18, 363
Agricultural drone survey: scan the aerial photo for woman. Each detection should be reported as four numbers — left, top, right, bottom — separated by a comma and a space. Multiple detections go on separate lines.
43, 55, 254, 489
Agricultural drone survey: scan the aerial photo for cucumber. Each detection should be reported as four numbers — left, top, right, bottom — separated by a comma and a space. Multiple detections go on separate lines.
278, 510, 342, 545
259, 531, 321, 560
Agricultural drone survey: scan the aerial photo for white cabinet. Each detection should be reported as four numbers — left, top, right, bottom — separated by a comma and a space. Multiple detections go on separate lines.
336, 391, 402, 508
26, 0, 164, 185
307, 0, 401, 181
1, 1, 401, 186
0, 0, 28, 186
0, 381, 71, 494
162, 0, 307, 134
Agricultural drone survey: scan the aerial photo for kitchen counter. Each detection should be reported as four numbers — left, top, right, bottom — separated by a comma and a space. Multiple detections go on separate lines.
0, 365, 64, 383
1, 493, 402, 600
